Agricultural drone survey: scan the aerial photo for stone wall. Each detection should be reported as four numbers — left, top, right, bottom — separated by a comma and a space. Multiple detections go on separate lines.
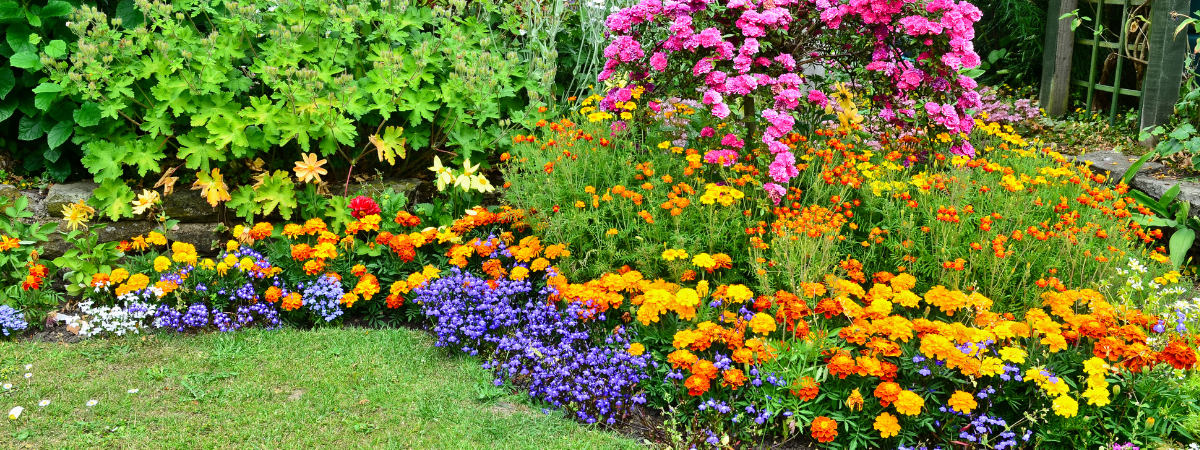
4, 178, 427, 259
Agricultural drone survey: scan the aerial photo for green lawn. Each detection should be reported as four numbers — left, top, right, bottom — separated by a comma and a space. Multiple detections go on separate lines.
0, 328, 642, 450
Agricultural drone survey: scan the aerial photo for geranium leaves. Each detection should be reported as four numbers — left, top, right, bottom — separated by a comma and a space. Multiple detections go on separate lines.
227, 170, 297, 220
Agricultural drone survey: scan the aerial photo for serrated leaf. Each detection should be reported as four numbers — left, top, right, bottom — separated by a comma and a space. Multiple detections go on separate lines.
80, 140, 128, 182
17, 115, 43, 140
176, 131, 226, 171
369, 126, 406, 166
0, 1, 22, 22
0, 96, 15, 122
123, 138, 165, 176
0, 69, 13, 99
254, 170, 297, 220
9, 51, 40, 69
90, 178, 134, 221
45, 120, 71, 149
43, 40, 66, 58
73, 101, 101, 126
226, 185, 258, 219
191, 168, 231, 207
39, 1, 71, 17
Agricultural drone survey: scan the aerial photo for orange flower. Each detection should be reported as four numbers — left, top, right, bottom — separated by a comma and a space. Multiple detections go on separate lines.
947, 390, 977, 413
874, 412, 901, 438
894, 390, 924, 416
281, 293, 303, 311
790, 376, 820, 401
721, 369, 748, 390
828, 353, 857, 379
684, 374, 710, 396
846, 388, 864, 411
810, 416, 838, 443
874, 381, 901, 407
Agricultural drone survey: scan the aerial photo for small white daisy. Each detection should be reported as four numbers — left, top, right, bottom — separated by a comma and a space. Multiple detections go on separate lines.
86, 399, 98, 407
127, 389, 139, 394
2, 383, 11, 390
38, 400, 50, 407
24, 364, 31, 370
23, 373, 31, 379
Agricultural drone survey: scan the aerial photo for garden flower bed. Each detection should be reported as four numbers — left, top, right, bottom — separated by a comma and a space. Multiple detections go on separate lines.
2, 0, 1200, 448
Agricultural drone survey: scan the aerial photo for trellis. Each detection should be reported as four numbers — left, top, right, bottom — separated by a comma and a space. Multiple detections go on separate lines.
1038, 0, 1190, 131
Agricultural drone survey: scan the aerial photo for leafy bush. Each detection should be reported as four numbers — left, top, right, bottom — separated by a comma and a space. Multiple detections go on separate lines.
0, 0, 90, 181
45, 0, 550, 220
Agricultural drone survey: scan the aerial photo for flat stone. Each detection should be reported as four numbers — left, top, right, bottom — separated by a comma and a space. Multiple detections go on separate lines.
1130, 176, 1200, 217
161, 190, 218, 222
0, 184, 21, 208
45, 182, 99, 218
1074, 151, 1163, 182
170, 223, 221, 254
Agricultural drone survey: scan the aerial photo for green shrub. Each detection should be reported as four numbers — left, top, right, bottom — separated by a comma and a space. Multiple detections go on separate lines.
41, 0, 555, 220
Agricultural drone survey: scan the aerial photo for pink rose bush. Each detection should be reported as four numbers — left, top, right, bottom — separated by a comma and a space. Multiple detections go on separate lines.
599, 0, 984, 194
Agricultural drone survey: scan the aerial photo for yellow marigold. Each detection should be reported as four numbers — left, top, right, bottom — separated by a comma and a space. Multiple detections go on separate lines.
692, 253, 716, 269
628, 343, 645, 356
1081, 385, 1111, 406
146, 231, 167, 246
874, 412, 901, 438
890, 273, 917, 291
894, 390, 924, 416
749, 313, 776, 335
724, 284, 753, 302
947, 390, 977, 414
673, 329, 704, 349
510, 266, 530, 281
998, 347, 1027, 364
980, 357, 1004, 377
109, 268, 129, 285
1082, 357, 1110, 376
1052, 394, 1079, 418
675, 288, 700, 307
893, 290, 921, 308
341, 292, 360, 308
153, 256, 171, 272
1040, 333, 1068, 352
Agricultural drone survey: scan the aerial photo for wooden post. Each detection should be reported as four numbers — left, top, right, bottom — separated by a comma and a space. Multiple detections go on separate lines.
1139, 0, 1189, 135
1039, 0, 1079, 117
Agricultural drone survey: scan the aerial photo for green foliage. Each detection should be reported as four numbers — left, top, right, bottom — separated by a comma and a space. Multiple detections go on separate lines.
0, 0, 95, 182
51, 226, 123, 297
1140, 79, 1200, 172
1121, 152, 1198, 270
970, 0, 1046, 87
0, 195, 57, 317
47, 0, 549, 220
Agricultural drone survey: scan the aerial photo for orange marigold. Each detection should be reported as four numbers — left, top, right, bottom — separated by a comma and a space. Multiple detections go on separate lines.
810, 416, 838, 443
874, 412, 901, 438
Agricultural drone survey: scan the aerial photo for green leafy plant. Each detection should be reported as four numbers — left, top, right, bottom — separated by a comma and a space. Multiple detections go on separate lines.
1122, 152, 1198, 270
1139, 78, 1200, 169
46, 0, 547, 221
0, 0, 93, 181
0, 195, 56, 315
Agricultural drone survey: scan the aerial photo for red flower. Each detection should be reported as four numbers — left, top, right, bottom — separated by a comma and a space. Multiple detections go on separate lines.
349, 196, 381, 219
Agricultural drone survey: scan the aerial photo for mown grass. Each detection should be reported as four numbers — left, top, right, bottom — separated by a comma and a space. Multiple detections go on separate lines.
0, 328, 642, 450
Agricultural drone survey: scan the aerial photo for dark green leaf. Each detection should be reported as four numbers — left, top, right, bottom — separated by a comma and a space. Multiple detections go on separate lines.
0, 1, 22, 22
73, 101, 101, 127
115, 0, 143, 28
1161, 184, 1181, 208
17, 115, 43, 140
0, 96, 15, 122
0, 68, 14, 99
39, 1, 72, 17
45, 154, 70, 181
6, 22, 33, 54
46, 120, 71, 149
43, 146, 61, 163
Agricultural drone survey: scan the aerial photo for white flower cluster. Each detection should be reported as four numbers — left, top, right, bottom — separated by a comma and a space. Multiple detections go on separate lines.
68, 301, 157, 338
